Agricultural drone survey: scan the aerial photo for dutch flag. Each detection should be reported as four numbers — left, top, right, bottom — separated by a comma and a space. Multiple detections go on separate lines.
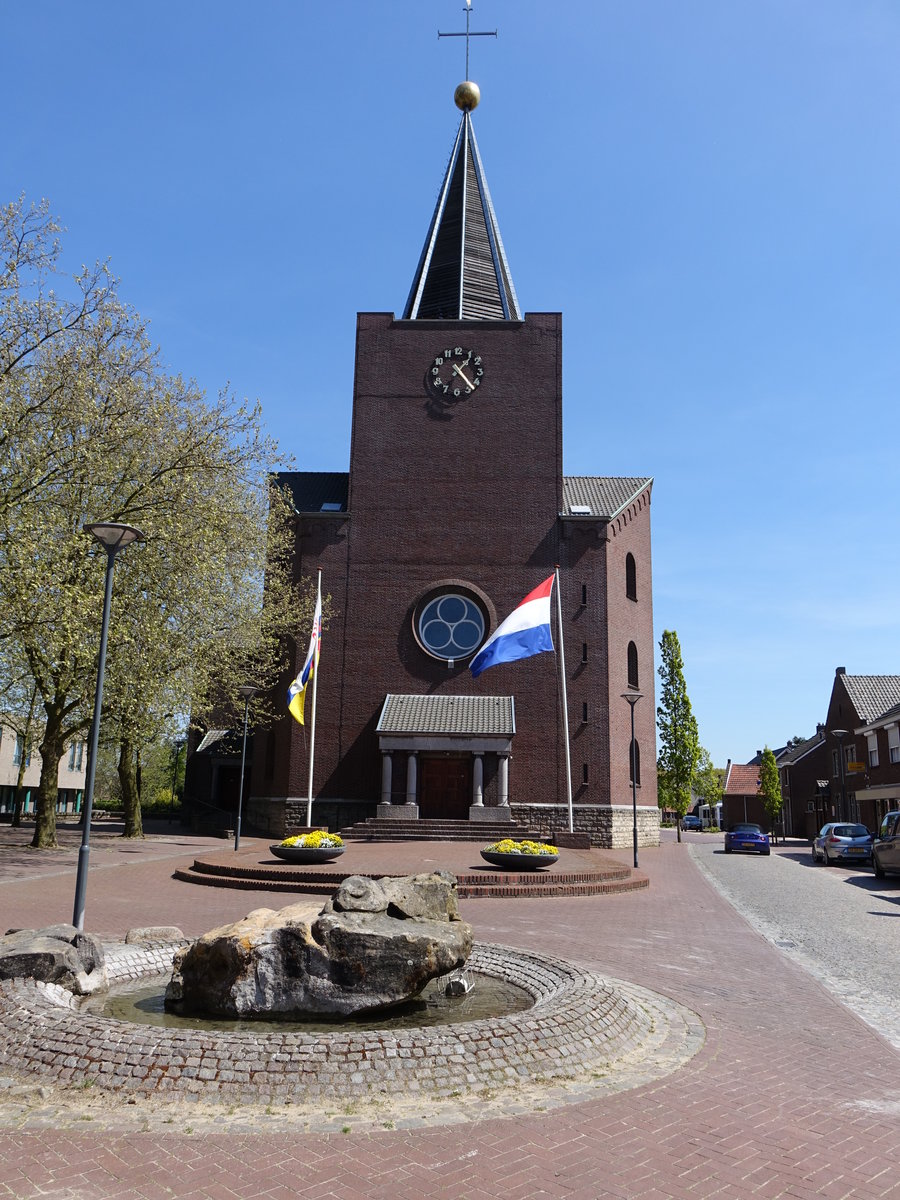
469, 575, 555, 679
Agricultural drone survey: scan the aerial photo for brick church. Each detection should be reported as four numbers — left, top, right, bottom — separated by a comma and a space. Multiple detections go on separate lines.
243, 77, 659, 849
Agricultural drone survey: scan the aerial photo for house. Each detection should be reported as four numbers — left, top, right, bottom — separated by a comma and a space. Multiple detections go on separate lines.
0, 721, 86, 818
825, 669, 900, 831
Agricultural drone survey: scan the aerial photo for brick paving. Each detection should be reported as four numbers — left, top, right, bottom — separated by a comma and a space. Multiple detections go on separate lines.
0, 823, 898, 1198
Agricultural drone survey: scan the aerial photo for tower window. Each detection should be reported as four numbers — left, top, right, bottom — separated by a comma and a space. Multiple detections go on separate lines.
627, 641, 639, 689
581, 643, 588, 664
626, 553, 637, 601
581, 583, 587, 606
582, 702, 588, 724
582, 763, 589, 785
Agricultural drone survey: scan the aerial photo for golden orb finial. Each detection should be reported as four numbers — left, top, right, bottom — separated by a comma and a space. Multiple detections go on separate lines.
454, 80, 481, 112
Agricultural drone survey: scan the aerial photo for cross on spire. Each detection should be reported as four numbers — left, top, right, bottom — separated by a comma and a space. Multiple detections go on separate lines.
438, 1, 497, 79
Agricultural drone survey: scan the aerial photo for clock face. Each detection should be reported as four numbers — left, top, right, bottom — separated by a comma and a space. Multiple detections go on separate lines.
426, 346, 484, 399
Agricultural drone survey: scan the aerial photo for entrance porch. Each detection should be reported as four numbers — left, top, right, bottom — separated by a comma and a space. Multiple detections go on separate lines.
376, 694, 515, 824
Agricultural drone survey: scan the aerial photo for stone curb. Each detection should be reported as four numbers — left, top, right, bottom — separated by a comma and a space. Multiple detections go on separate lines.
0, 940, 703, 1127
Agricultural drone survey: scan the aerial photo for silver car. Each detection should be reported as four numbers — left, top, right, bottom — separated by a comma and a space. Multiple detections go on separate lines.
812, 822, 873, 866
873, 811, 900, 880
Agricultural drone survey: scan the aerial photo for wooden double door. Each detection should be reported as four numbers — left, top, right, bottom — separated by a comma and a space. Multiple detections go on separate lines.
419, 754, 471, 820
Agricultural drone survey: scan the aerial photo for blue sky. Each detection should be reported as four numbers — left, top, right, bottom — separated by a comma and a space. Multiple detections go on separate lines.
5, 1, 899, 765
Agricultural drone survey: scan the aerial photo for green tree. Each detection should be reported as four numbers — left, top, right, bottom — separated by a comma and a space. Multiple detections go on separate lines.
656, 629, 699, 842
758, 746, 783, 840
1, 198, 304, 846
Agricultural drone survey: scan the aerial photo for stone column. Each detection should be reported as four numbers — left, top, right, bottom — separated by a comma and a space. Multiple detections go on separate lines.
472, 754, 484, 807
381, 752, 392, 805
405, 752, 418, 806
498, 754, 510, 807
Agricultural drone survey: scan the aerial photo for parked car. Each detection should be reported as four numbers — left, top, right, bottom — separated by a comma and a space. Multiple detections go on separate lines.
873, 811, 900, 880
682, 814, 703, 831
811, 822, 873, 866
724, 823, 770, 855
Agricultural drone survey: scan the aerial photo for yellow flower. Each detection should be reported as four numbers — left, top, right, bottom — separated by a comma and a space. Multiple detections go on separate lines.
280, 831, 343, 848
484, 838, 557, 856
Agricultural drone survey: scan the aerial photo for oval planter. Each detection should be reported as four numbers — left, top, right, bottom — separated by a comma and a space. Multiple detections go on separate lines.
480, 850, 558, 871
270, 844, 345, 865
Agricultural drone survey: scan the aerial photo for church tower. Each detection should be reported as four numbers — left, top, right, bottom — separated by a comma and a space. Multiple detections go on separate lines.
249, 28, 658, 849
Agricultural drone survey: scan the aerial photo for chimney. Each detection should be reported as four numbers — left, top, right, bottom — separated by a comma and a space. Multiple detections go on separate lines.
836, 666, 846, 676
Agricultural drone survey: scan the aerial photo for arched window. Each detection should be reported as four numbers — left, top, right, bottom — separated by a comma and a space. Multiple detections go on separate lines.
629, 739, 641, 787
625, 553, 637, 601
627, 641, 639, 689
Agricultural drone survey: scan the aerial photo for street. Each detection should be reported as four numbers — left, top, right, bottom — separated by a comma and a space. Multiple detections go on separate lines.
687, 831, 900, 1051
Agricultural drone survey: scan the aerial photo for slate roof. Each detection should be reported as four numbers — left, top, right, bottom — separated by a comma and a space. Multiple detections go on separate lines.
562, 477, 653, 520
724, 763, 761, 795
840, 674, 900, 724
278, 472, 349, 514
779, 732, 825, 765
403, 113, 521, 321
377, 694, 515, 736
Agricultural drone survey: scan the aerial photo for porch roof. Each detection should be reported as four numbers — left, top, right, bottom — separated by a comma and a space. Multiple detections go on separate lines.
377, 694, 515, 737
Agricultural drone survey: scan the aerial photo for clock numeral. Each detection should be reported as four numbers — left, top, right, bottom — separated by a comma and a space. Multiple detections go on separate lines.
473, 356, 482, 365
472, 377, 480, 387
454, 346, 463, 356
475, 367, 483, 376
442, 385, 449, 393
434, 357, 443, 366
432, 367, 441, 376
444, 348, 453, 358
453, 387, 461, 396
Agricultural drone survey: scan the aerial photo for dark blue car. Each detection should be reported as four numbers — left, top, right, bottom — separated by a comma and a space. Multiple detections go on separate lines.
724, 823, 770, 855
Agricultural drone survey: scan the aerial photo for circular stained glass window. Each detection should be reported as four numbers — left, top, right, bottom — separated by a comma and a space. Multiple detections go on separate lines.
417, 593, 486, 660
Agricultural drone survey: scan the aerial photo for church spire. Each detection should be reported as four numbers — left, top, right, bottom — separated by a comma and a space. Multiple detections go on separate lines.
403, 30, 521, 321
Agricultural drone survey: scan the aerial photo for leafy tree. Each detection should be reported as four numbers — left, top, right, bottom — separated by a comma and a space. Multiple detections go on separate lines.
758, 746, 783, 839
656, 629, 699, 842
1, 197, 304, 846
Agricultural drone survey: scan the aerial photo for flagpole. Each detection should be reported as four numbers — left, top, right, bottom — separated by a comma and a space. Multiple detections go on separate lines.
553, 565, 575, 833
305, 569, 322, 826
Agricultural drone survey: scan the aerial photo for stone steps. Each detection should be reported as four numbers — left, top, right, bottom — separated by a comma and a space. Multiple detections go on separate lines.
339, 817, 534, 842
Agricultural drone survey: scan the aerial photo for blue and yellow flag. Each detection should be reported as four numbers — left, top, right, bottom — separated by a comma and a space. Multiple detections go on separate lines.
287, 579, 322, 724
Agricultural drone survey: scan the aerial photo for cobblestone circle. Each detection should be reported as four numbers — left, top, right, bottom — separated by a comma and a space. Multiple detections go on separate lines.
0, 940, 703, 1129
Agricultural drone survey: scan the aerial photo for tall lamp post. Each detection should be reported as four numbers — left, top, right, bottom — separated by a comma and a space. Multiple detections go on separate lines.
234, 686, 258, 851
831, 729, 848, 821
621, 690, 643, 869
169, 736, 185, 824
73, 522, 144, 931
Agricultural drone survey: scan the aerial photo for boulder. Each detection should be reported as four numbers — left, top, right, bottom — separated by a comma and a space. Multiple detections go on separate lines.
165, 870, 472, 1018
0, 924, 108, 995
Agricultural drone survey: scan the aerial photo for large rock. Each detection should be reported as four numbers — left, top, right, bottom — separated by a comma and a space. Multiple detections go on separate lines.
0, 924, 108, 995
165, 870, 472, 1018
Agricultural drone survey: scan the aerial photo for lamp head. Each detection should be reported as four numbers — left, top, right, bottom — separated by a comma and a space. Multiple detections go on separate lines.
620, 691, 643, 708
84, 522, 144, 552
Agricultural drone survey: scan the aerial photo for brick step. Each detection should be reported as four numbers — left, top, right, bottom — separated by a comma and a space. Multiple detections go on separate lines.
173, 857, 645, 900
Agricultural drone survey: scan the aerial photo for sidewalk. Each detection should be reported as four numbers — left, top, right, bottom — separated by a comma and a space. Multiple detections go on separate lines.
1, 824, 898, 1198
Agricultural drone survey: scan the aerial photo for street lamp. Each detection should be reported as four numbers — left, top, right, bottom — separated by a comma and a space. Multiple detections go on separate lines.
621, 690, 643, 869
234, 685, 258, 851
831, 729, 848, 821
73, 522, 144, 931
169, 736, 185, 824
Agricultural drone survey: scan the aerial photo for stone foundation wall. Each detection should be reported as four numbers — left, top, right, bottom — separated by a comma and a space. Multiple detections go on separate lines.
510, 803, 660, 850
246, 797, 375, 840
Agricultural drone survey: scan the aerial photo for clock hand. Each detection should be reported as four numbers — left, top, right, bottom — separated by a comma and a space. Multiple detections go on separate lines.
452, 363, 475, 389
